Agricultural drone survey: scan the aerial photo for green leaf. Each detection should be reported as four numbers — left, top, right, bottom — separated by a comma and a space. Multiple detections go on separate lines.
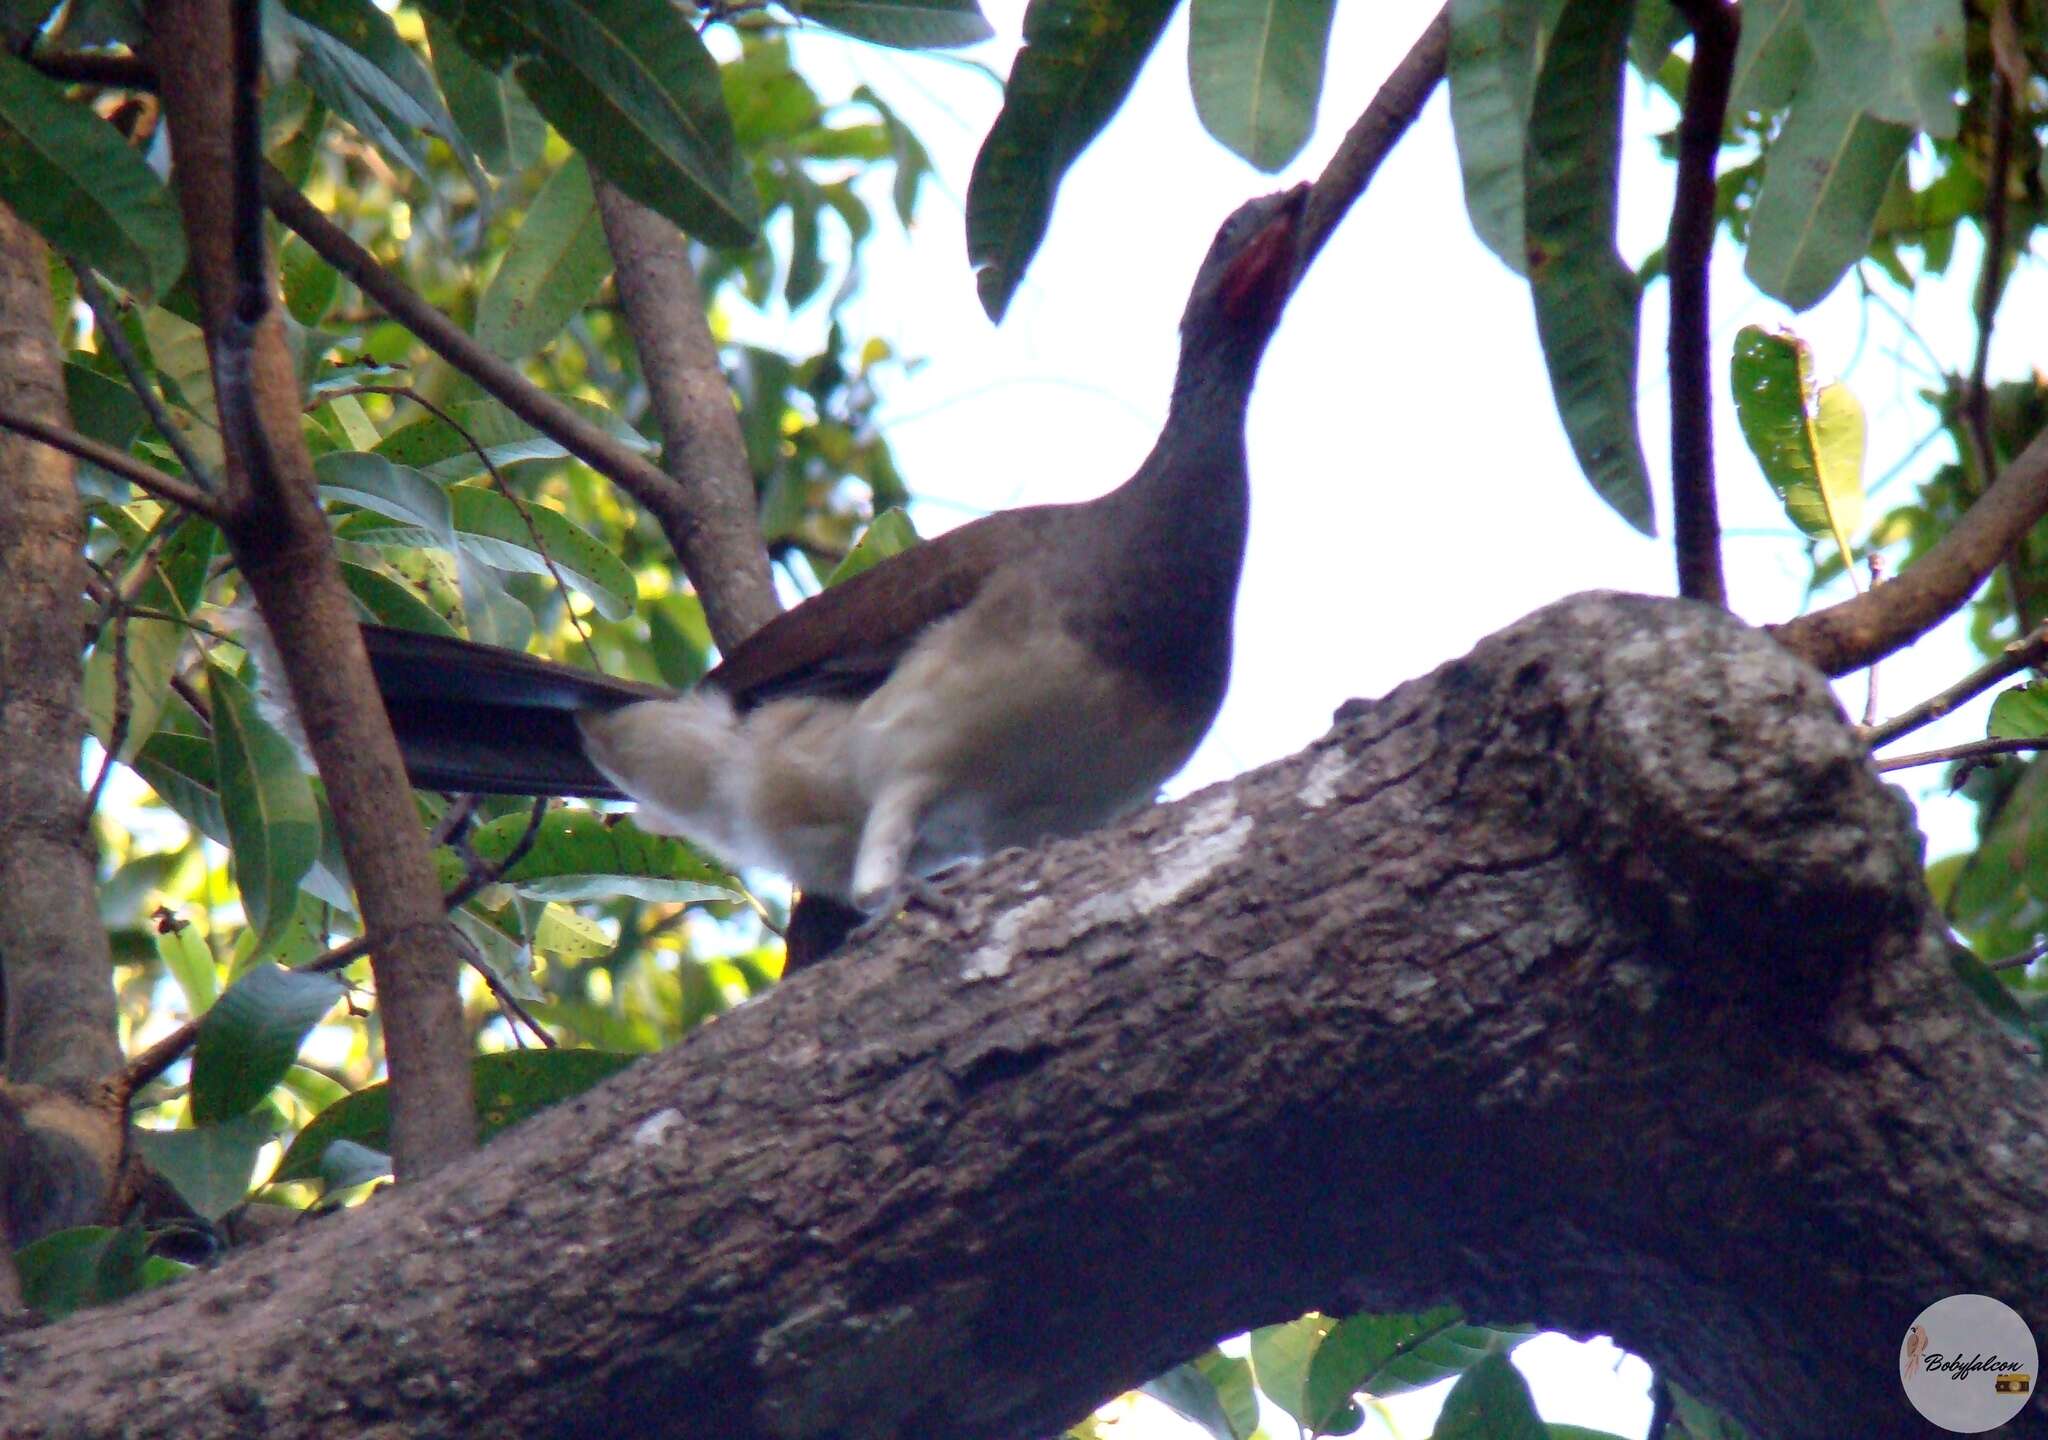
316, 1137, 393, 1191
437, 809, 738, 905
1729, 326, 1865, 569
1727, 0, 1809, 113
825, 507, 920, 586
13, 1222, 182, 1320
335, 481, 638, 621
64, 360, 147, 454
339, 560, 460, 636
965, 0, 1178, 320
1523, 0, 1652, 533
371, 394, 653, 483
0, 51, 186, 300
1142, 1350, 1260, 1440
154, 920, 218, 1013
1188, 0, 1336, 172
799, 0, 995, 48
428, 0, 757, 246
1989, 683, 2048, 741
1249, 1314, 1339, 1428
271, 1048, 643, 1183
138, 306, 224, 469
1664, 1382, 1756, 1440
208, 663, 320, 955
426, 13, 545, 176
1743, 77, 1911, 311
190, 964, 346, 1124
130, 1114, 275, 1219
279, 234, 342, 325
82, 518, 215, 762
1431, 1354, 1546, 1440
1447, 0, 1557, 274
477, 155, 611, 359
1798, 0, 1962, 139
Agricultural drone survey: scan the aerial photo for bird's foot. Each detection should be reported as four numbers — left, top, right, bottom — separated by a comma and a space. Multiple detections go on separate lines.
846, 874, 955, 947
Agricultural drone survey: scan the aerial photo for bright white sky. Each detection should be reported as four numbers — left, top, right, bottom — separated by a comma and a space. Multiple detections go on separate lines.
718, 2, 2047, 1436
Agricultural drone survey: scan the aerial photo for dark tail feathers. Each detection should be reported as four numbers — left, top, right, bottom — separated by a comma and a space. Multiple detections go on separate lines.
363, 625, 668, 799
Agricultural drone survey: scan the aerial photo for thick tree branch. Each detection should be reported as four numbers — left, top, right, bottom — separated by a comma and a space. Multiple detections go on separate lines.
594, 183, 779, 653
1, 595, 2035, 1440
1298, 3, 1449, 277
1772, 425, 2048, 675
0, 204, 121, 1089
1666, 0, 1736, 606
261, 170, 722, 575
149, 0, 475, 1179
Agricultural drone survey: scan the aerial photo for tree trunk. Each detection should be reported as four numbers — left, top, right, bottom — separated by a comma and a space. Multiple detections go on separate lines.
0, 594, 2035, 1440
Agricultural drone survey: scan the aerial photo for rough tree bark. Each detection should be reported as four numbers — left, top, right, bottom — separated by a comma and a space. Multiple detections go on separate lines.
0, 594, 2038, 1440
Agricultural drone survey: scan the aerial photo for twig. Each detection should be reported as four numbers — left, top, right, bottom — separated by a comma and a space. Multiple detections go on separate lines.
1872, 736, 2047, 774
82, 603, 130, 819
69, 262, 218, 490
0, 405, 222, 518
1861, 620, 2048, 749
1862, 553, 1887, 726
321, 383, 600, 667
1965, 2, 2027, 629
425, 794, 482, 851
1297, 4, 1449, 278
1989, 937, 2048, 973
261, 169, 720, 568
1666, 0, 1738, 607
1771, 426, 2048, 676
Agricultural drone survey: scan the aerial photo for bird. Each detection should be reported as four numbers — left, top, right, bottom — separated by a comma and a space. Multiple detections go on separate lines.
360, 183, 1309, 963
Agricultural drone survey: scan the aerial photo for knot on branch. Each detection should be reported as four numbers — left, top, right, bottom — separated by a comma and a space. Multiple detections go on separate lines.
1471, 594, 1926, 981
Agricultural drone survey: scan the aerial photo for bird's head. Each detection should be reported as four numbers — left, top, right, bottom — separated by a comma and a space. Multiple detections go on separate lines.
1176, 183, 1311, 389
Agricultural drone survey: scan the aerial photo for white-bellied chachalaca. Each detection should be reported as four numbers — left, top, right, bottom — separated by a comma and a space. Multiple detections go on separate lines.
360, 184, 1308, 964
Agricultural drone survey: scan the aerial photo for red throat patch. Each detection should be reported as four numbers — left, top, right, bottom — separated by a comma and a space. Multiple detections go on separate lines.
1217, 218, 1296, 321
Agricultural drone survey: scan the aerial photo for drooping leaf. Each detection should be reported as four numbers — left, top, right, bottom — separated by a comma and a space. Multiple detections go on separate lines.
476, 154, 611, 359
208, 663, 320, 955
799, 0, 995, 49
965, 0, 1179, 320
137, 306, 224, 469
371, 394, 653, 484
1447, 0, 1557, 273
1743, 77, 1911, 311
1188, 0, 1337, 172
825, 507, 920, 586
1729, 326, 1865, 570
190, 964, 346, 1124
1523, 0, 1652, 533
1142, 1349, 1260, 1440
427, 0, 757, 245
1797, 0, 1963, 139
271, 1048, 643, 1183
1249, 1314, 1339, 1429
131, 1114, 276, 1219
1431, 1353, 1546, 1440
0, 51, 186, 299
436, 809, 738, 905
339, 561, 460, 636
1989, 683, 2048, 742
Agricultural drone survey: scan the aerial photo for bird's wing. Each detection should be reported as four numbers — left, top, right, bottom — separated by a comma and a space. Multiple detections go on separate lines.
707, 508, 1051, 709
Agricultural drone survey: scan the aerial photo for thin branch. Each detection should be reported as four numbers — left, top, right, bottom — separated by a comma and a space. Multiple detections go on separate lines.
1861, 553, 1887, 726
68, 262, 219, 491
0, 405, 222, 518
261, 170, 718, 564
1296, 3, 1449, 278
1770, 426, 2048, 676
593, 181, 780, 651
1666, 0, 1738, 607
22, 49, 153, 89
1861, 619, 2048, 749
1872, 736, 2047, 774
